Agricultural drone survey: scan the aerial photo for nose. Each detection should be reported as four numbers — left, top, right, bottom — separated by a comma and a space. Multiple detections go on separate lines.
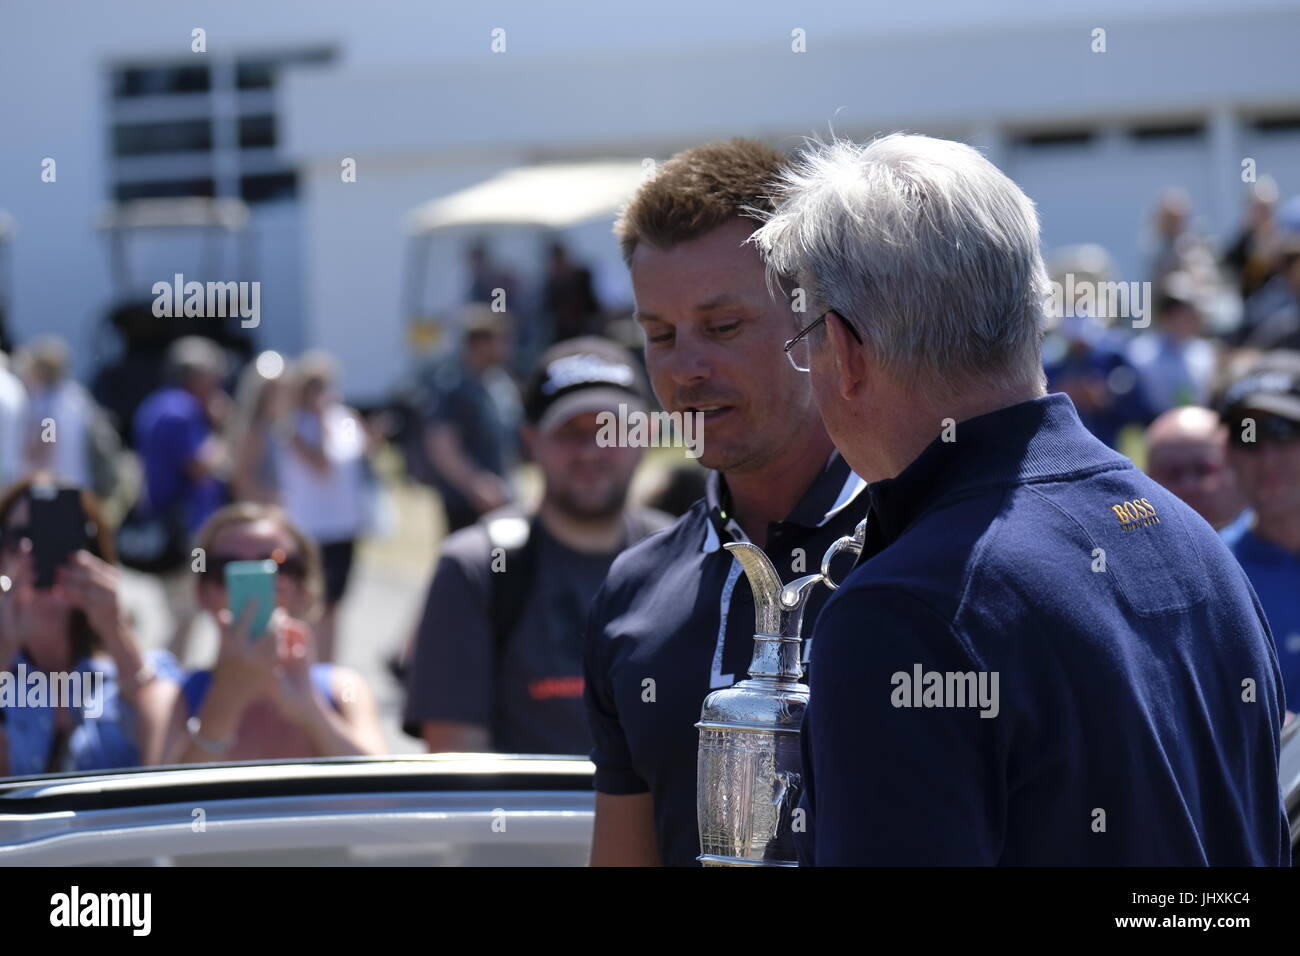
571, 432, 607, 465
659, 334, 713, 393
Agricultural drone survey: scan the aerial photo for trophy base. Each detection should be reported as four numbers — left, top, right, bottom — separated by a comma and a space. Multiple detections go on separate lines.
697, 854, 798, 867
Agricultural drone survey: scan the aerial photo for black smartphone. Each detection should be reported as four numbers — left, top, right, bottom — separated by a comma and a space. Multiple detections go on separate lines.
28, 486, 89, 590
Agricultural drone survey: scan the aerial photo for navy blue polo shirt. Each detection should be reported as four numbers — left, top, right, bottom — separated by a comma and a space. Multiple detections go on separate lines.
584, 452, 869, 867
799, 393, 1290, 866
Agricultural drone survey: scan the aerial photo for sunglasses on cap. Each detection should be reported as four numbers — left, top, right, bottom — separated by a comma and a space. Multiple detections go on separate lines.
1227, 413, 1300, 450
201, 550, 306, 581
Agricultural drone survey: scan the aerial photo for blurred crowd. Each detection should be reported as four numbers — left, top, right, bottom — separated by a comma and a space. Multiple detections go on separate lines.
1043, 180, 1300, 446
0, 233, 696, 777
0, 334, 389, 774
0, 178, 1298, 779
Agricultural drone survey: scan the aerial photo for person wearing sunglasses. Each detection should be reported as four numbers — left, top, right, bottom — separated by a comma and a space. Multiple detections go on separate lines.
751, 132, 1287, 866
1221, 351, 1300, 719
160, 502, 385, 764
0, 477, 181, 777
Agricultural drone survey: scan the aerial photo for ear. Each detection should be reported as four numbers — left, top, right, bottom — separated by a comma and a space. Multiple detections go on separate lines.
821, 311, 867, 401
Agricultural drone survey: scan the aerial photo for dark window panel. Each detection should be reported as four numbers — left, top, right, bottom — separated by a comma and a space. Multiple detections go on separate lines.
240, 172, 297, 203
113, 120, 213, 156
1251, 115, 1300, 134
113, 65, 211, 98
113, 179, 216, 201
1130, 123, 1205, 141
292, 48, 336, 65
1012, 130, 1095, 148
236, 61, 276, 90
238, 114, 277, 149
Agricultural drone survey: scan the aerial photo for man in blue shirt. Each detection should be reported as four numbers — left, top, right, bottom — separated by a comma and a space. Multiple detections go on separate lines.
1221, 351, 1300, 721
133, 336, 227, 535
752, 133, 1289, 865
133, 336, 228, 659
583, 139, 869, 866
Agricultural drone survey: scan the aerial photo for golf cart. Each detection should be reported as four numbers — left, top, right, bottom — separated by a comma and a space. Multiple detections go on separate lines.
90, 197, 257, 446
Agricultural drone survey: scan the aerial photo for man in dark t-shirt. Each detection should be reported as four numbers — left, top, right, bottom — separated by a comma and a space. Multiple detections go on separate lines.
404, 338, 670, 754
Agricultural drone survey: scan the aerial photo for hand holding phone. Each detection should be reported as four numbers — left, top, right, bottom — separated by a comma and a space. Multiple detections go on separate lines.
28, 486, 88, 590
223, 560, 278, 641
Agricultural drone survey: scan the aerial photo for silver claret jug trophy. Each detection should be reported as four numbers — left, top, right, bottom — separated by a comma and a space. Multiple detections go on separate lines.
696, 518, 868, 866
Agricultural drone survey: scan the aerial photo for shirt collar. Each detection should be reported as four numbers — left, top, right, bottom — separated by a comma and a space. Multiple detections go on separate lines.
701, 451, 867, 553
865, 393, 1126, 553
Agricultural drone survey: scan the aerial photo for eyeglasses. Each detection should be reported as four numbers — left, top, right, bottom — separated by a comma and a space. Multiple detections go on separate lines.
783, 310, 863, 372
1228, 413, 1300, 450
202, 551, 307, 581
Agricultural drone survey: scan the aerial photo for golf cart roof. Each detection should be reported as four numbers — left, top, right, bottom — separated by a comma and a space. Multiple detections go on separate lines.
406, 160, 646, 234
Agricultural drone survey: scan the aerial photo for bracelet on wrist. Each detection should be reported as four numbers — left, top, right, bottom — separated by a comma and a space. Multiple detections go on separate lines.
186, 716, 233, 755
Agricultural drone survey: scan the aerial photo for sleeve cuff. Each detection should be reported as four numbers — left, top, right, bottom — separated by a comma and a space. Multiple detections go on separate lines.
402, 700, 491, 741
593, 766, 650, 795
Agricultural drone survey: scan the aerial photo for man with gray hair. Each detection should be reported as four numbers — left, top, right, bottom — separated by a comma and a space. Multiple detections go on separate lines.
751, 133, 1288, 865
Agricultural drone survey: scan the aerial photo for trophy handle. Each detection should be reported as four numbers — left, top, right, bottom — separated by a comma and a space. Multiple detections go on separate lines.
819, 516, 869, 591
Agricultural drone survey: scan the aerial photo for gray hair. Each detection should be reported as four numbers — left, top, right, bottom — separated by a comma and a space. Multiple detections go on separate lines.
750, 133, 1049, 397
165, 335, 227, 384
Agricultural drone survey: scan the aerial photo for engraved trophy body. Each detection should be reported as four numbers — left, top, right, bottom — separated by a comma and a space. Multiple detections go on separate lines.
695, 519, 867, 866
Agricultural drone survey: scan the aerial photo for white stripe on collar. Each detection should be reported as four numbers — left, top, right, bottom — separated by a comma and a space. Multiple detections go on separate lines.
818, 467, 869, 527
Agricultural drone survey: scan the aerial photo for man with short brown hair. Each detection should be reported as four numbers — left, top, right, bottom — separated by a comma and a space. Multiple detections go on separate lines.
583, 139, 869, 866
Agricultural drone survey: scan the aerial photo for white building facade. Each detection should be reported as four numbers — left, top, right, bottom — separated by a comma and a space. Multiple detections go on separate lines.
1, 0, 1298, 401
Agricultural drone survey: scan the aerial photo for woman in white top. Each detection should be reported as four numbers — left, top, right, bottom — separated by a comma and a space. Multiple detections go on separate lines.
276, 352, 371, 662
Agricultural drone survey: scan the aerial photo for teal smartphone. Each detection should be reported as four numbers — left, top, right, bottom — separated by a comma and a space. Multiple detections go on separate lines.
223, 559, 278, 640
